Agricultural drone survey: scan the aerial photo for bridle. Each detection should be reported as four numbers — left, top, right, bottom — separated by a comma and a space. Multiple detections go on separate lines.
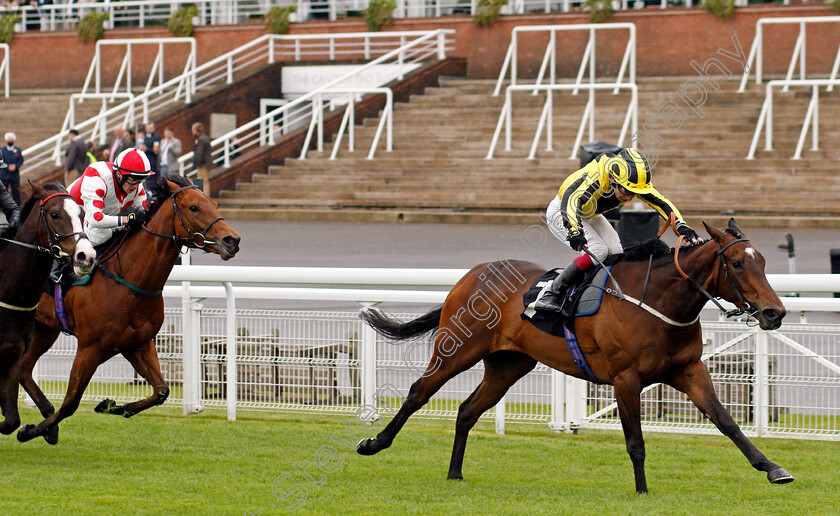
0, 192, 88, 260
673, 230, 756, 320
141, 184, 224, 249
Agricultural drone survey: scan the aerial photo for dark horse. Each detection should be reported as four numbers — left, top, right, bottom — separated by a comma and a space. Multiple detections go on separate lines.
357, 219, 793, 494
0, 183, 96, 435
16, 175, 240, 444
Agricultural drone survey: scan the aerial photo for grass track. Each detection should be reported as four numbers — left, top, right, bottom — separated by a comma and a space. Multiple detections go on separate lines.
0, 406, 837, 515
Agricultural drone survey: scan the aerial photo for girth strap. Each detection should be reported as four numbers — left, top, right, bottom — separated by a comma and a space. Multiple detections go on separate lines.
562, 322, 602, 384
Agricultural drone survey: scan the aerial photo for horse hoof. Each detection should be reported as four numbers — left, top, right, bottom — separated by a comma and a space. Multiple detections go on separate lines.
767, 467, 794, 484
44, 425, 59, 445
0, 421, 20, 435
16, 424, 37, 443
356, 438, 379, 456
446, 474, 464, 481
94, 399, 116, 414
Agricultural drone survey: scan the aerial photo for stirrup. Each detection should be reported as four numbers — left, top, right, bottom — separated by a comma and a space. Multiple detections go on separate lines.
535, 290, 564, 313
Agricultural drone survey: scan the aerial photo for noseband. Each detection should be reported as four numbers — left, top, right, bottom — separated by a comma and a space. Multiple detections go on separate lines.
674, 235, 756, 319
0, 192, 89, 261
142, 185, 225, 249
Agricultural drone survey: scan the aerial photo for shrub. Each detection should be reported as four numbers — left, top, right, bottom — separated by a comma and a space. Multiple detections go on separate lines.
264, 6, 297, 35
365, 0, 395, 32
168, 5, 198, 37
703, 0, 735, 20
0, 15, 19, 45
472, 0, 507, 28
584, 0, 614, 24
77, 12, 110, 44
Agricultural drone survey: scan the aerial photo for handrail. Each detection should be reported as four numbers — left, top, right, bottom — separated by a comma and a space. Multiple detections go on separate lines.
746, 79, 840, 160
177, 29, 453, 174
0, 43, 8, 98
21, 31, 451, 176
80, 38, 197, 102
298, 88, 393, 161
487, 82, 638, 160
59, 93, 136, 162
493, 23, 636, 97
738, 16, 840, 93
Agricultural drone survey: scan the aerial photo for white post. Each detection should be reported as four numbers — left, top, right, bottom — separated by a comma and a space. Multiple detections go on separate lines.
754, 331, 769, 437
495, 395, 506, 435
764, 84, 773, 151
437, 30, 446, 60
224, 282, 237, 422
549, 369, 566, 432
756, 25, 763, 86
360, 303, 377, 409
564, 375, 587, 433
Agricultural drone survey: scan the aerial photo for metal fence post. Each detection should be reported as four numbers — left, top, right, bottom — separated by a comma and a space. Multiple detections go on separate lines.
224, 282, 237, 422
360, 303, 377, 409
565, 376, 587, 433
755, 331, 769, 437
495, 395, 506, 435
549, 369, 566, 432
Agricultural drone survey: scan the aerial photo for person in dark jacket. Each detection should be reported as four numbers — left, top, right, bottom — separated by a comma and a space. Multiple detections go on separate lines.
0, 132, 23, 204
64, 129, 89, 187
192, 122, 212, 195
0, 180, 20, 228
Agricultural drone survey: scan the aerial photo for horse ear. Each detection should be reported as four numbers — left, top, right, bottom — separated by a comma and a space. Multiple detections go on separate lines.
728, 218, 744, 236
29, 180, 46, 198
703, 221, 725, 242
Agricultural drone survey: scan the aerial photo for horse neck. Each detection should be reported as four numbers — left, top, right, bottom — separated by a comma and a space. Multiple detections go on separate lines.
643, 241, 721, 319
0, 210, 54, 305
107, 204, 181, 294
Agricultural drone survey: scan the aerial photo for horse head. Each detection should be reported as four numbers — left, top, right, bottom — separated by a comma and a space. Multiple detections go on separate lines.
147, 175, 240, 260
703, 218, 785, 330
25, 182, 96, 276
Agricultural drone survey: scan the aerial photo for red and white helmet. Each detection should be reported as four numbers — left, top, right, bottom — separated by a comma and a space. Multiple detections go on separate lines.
114, 148, 153, 178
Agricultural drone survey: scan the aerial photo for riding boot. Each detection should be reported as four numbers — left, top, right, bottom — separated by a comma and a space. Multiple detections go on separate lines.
50, 261, 74, 289
535, 263, 584, 313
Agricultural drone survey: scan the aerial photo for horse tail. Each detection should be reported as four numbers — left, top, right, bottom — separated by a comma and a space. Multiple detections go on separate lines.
360, 306, 442, 341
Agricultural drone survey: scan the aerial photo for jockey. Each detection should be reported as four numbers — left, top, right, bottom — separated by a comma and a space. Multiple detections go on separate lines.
0, 180, 19, 228
535, 147, 703, 313
67, 147, 153, 248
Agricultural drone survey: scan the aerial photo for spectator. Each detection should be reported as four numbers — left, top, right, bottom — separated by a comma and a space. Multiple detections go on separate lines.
158, 127, 182, 176
216, 136, 241, 166
142, 122, 161, 173
192, 122, 212, 195
64, 128, 89, 187
0, 132, 23, 205
271, 124, 282, 143
25, 0, 52, 32
86, 140, 99, 164
104, 125, 132, 161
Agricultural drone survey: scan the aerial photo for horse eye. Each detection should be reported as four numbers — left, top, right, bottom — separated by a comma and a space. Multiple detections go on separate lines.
732, 260, 743, 270
50, 211, 61, 220
189, 205, 199, 212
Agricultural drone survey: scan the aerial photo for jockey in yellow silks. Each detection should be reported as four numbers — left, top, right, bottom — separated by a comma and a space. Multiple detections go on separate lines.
535, 148, 703, 313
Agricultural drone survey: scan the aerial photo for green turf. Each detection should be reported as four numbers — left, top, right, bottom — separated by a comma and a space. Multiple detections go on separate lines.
0, 406, 837, 515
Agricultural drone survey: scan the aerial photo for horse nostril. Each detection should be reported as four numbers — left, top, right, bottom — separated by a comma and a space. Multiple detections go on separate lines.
76, 251, 87, 262
763, 308, 780, 320
223, 236, 240, 250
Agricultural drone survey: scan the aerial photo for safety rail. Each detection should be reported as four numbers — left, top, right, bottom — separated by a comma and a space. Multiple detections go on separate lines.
27, 266, 840, 437
80, 38, 196, 101
738, 16, 840, 94
493, 23, 636, 97
177, 29, 452, 174
58, 93, 136, 163
746, 79, 840, 160
21, 31, 451, 177
487, 82, 638, 160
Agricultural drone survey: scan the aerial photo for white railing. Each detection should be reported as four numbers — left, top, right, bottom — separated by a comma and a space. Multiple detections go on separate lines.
57, 93, 136, 163
746, 79, 840, 160
21, 31, 451, 176
177, 29, 452, 174
487, 82, 638, 160
0, 43, 8, 98
26, 266, 840, 439
738, 16, 840, 94
80, 38, 197, 101
493, 23, 636, 97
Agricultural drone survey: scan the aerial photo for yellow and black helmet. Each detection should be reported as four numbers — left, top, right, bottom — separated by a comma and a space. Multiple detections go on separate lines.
604, 148, 652, 195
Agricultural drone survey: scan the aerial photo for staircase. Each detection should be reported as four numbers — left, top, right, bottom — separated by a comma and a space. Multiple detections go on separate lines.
217, 76, 840, 228
4, 90, 101, 151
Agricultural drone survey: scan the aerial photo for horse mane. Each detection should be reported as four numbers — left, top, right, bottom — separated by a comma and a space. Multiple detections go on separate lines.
1, 182, 65, 239
146, 174, 193, 218
618, 237, 711, 263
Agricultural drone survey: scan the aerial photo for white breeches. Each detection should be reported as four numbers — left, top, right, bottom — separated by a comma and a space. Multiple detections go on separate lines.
84, 220, 116, 247
546, 195, 623, 261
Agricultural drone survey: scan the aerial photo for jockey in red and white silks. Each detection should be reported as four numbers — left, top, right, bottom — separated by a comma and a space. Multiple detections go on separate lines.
68, 148, 153, 247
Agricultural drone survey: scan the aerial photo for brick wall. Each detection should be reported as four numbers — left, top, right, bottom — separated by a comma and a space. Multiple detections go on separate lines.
8, 6, 839, 88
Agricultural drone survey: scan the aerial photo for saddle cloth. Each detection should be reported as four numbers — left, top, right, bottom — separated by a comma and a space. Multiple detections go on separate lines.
521, 266, 611, 338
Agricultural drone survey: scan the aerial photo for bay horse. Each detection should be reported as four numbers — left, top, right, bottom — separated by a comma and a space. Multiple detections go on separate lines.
0, 183, 96, 434
357, 219, 793, 494
15, 175, 240, 444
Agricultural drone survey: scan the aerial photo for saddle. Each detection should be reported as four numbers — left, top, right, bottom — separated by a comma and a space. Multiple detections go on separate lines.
521, 264, 612, 339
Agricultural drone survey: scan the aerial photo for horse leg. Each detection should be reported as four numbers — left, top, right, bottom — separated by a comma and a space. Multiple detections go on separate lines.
95, 339, 169, 417
357, 344, 489, 457
17, 345, 104, 444
17, 324, 62, 444
668, 360, 793, 484
613, 370, 648, 494
447, 351, 536, 480
0, 357, 23, 434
